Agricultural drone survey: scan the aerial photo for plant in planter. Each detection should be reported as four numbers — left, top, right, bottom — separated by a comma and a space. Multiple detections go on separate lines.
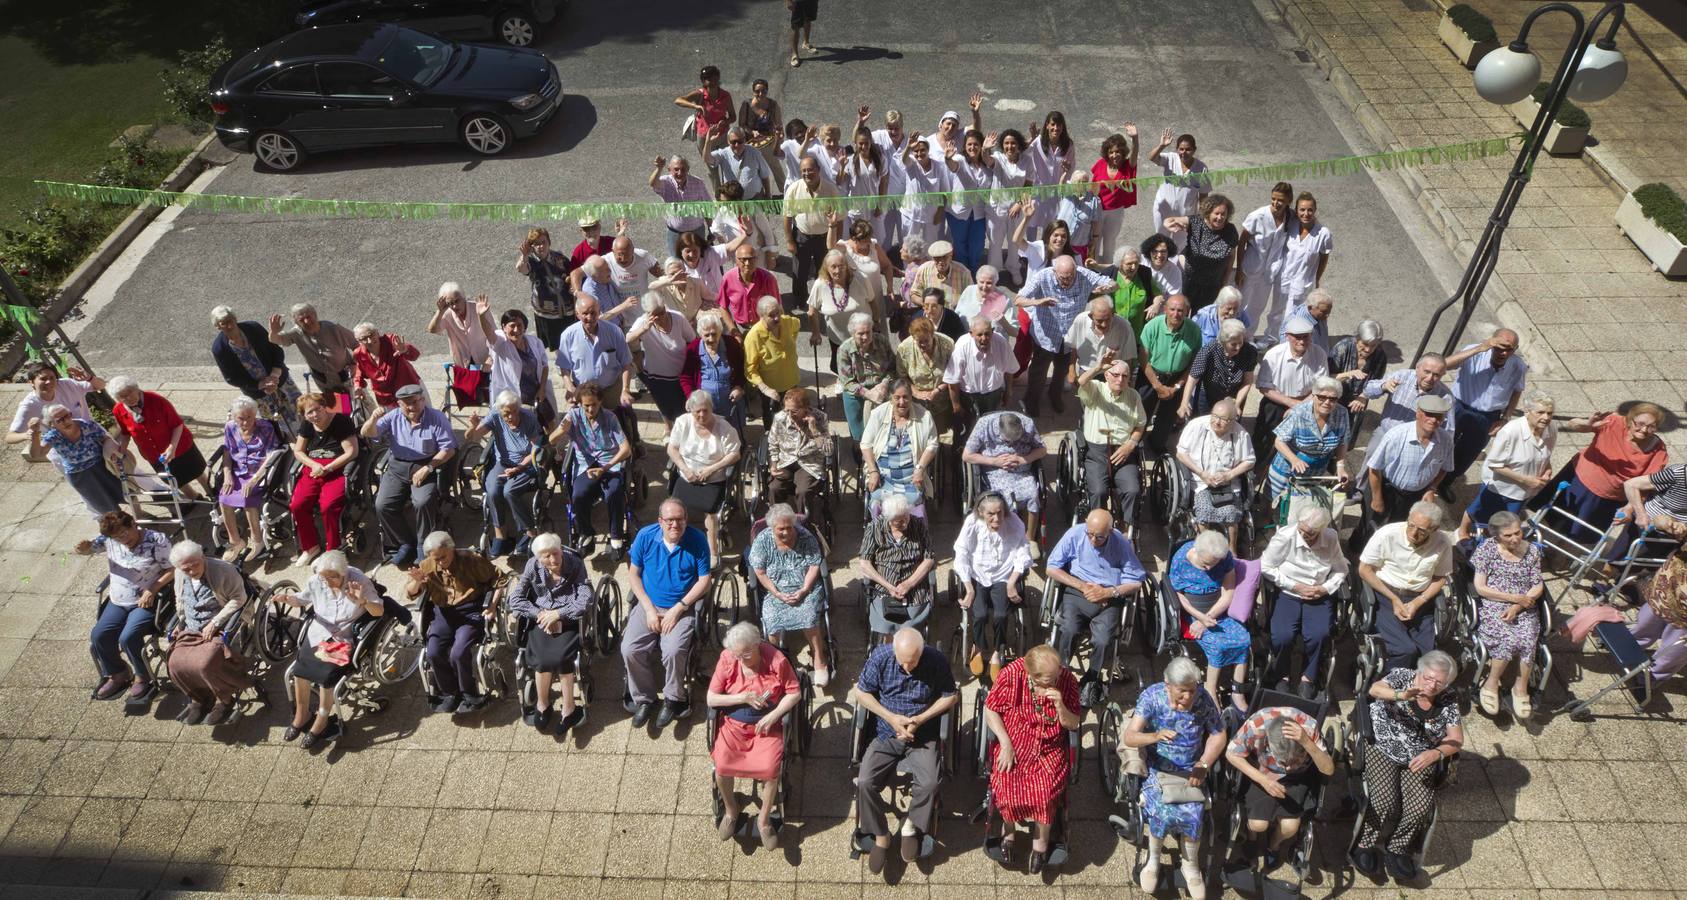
1615, 183, 1687, 277
1506, 83, 1592, 156
1439, 4, 1499, 68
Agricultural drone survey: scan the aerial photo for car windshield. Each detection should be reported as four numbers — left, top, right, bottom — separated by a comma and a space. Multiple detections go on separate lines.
374, 28, 455, 86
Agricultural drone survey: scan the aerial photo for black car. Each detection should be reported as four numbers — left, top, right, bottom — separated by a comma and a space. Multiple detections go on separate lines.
295, 0, 564, 48
209, 23, 561, 171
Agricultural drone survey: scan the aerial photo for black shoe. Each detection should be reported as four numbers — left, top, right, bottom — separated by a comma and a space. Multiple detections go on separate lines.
1384, 851, 1418, 881
533, 707, 552, 731
1029, 849, 1047, 874
455, 693, 489, 715
282, 723, 304, 742
316, 717, 344, 745
556, 708, 584, 737
1298, 679, 1318, 700
1349, 846, 1381, 878
900, 834, 920, 862
431, 694, 461, 713
1048, 393, 1066, 414
656, 699, 685, 729
522, 706, 541, 727
1262, 846, 1280, 872
867, 842, 887, 875
1080, 678, 1105, 709
631, 701, 654, 727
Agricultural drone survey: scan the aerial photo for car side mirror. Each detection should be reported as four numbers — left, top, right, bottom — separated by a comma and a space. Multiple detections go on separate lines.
388, 89, 414, 106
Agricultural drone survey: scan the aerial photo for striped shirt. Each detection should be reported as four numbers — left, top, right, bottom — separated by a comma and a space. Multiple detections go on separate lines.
1363, 368, 1452, 439
1644, 464, 1687, 521
1365, 424, 1454, 493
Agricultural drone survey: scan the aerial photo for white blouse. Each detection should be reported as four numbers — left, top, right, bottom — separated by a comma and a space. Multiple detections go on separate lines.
668, 413, 742, 481
953, 512, 1033, 585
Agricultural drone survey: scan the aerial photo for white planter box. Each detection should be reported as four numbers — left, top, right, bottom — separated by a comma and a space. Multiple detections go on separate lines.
1616, 192, 1687, 277
1438, 13, 1497, 68
1505, 96, 1589, 156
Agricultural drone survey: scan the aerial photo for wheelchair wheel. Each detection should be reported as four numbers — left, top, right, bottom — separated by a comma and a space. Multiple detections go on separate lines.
1097, 700, 1124, 803
713, 574, 742, 646
595, 575, 624, 653
371, 615, 423, 685
254, 581, 304, 664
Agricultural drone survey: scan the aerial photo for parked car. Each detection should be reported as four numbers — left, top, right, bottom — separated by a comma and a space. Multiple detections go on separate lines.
296, 0, 564, 47
209, 23, 562, 171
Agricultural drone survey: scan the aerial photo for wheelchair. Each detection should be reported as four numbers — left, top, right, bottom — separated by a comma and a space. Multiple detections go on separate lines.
205, 445, 296, 563
88, 577, 178, 713
157, 574, 293, 725
709, 670, 813, 845
472, 443, 559, 557
555, 445, 645, 558
944, 569, 1032, 682
1054, 431, 1152, 538
847, 692, 958, 871
1161, 461, 1260, 555
1041, 573, 1152, 704
1216, 689, 1343, 899
858, 568, 940, 644
617, 568, 725, 714
749, 439, 841, 548
1094, 697, 1218, 895
664, 452, 749, 555
970, 687, 1082, 872
1347, 578, 1455, 706
501, 552, 606, 731
1528, 483, 1676, 602
1145, 565, 1257, 712
961, 457, 1051, 546
252, 578, 422, 725
1259, 472, 1352, 535
1342, 685, 1457, 886
1449, 536, 1555, 721
416, 571, 512, 709
1253, 573, 1351, 701
737, 515, 836, 679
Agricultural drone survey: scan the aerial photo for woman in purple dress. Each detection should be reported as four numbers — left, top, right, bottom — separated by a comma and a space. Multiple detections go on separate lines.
218, 397, 282, 561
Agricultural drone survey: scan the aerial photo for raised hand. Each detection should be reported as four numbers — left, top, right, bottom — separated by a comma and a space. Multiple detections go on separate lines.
969, 91, 982, 111
1123, 121, 1138, 138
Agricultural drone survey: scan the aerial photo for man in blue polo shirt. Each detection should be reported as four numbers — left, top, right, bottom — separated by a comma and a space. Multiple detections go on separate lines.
1047, 508, 1148, 707
623, 498, 713, 729
853, 627, 958, 874
361, 384, 458, 567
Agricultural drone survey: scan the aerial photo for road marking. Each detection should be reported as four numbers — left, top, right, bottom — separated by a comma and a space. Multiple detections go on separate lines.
993, 99, 1038, 112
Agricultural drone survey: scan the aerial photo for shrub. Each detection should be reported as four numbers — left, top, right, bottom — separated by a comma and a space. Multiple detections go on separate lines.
159, 38, 235, 125
1528, 83, 1591, 129
91, 135, 178, 190
1633, 183, 1687, 244
1447, 4, 1499, 44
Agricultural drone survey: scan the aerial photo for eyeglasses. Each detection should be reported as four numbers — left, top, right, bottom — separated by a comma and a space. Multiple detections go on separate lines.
728, 138, 743, 145
1210, 415, 1235, 423
1312, 394, 1339, 402
659, 515, 687, 524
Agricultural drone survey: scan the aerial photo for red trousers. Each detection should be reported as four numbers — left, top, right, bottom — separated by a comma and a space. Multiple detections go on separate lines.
290, 471, 347, 553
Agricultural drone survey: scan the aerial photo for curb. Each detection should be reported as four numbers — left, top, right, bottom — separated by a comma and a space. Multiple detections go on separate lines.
3, 130, 221, 378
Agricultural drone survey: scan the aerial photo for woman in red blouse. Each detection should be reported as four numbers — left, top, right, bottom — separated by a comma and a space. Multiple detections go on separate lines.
1089, 127, 1140, 265
983, 644, 1081, 872
108, 377, 210, 499
1555, 403, 1668, 542
350, 325, 424, 412
706, 622, 802, 850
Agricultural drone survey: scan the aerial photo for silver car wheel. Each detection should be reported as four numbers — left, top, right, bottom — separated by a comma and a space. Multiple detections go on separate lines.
462, 116, 510, 155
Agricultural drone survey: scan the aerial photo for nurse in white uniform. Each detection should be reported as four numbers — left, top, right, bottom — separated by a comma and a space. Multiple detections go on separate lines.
1150, 127, 1209, 254
1276, 192, 1334, 312
1238, 183, 1294, 337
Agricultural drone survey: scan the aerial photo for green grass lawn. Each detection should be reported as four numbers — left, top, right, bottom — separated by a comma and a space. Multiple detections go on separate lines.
0, 36, 185, 227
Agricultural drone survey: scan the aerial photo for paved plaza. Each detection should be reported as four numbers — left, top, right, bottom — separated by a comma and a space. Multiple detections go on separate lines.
2, 0, 1687, 896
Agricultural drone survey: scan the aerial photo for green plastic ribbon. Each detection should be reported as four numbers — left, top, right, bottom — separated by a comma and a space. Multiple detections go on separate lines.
32, 136, 1514, 224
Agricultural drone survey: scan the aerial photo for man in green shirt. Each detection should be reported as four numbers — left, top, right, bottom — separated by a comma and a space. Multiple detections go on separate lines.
1136, 294, 1202, 453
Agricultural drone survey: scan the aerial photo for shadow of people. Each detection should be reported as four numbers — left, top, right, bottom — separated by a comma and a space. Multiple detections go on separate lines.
805, 45, 905, 66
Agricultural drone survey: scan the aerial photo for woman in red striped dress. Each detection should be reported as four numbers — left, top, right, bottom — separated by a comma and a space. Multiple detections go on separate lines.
984, 644, 1081, 872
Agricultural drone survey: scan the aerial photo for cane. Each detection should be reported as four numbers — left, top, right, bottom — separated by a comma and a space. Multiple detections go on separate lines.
809, 333, 827, 417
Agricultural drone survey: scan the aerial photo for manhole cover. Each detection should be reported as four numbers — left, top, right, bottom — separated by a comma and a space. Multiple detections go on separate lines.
1294, 49, 1313, 63
1401, 0, 1431, 10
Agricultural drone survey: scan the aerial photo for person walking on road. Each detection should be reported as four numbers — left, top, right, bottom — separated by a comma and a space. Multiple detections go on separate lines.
786, 0, 819, 68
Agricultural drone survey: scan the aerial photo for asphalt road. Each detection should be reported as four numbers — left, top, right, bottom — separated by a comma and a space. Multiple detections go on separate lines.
69, 0, 1463, 376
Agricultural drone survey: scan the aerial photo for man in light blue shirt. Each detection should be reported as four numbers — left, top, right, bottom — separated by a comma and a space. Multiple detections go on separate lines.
709, 128, 776, 199
1364, 394, 1454, 529
556, 296, 633, 407
362, 384, 459, 567
1445, 328, 1526, 485
1020, 256, 1115, 416
1046, 508, 1148, 707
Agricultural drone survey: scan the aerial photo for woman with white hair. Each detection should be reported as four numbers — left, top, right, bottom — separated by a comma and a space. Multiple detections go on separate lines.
211, 305, 301, 434
1055, 170, 1101, 261
668, 390, 743, 566
1174, 397, 1256, 547
627, 292, 698, 427
1169, 531, 1252, 709
1192, 285, 1253, 346
350, 322, 423, 412
839, 312, 897, 441
29, 402, 125, 515
272, 550, 386, 748
464, 391, 545, 557
218, 396, 285, 561
806, 249, 872, 362
857, 493, 936, 639
425, 282, 492, 376
1351, 651, 1462, 883
1459, 394, 1556, 540
1101, 246, 1159, 335
1329, 318, 1387, 417
748, 503, 829, 686
507, 532, 594, 734
706, 621, 802, 848
164, 540, 253, 725
953, 492, 1033, 680
680, 309, 749, 434
1266, 375, 1351, 503
1180, 318, 1258, 420
1124, 655, 1226, 897
649, 256, 706, 324
109, 375, 212, 499
1468, 510, 1545, 718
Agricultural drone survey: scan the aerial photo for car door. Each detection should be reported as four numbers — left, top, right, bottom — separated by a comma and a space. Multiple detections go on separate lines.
299, 61, 418, 147
251, 64, 327, 147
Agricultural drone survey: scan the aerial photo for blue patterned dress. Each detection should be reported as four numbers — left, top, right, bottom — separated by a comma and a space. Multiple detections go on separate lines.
1136, 681, 1223, 839
1168, 543, 1251, 667
749, 526, 825, 634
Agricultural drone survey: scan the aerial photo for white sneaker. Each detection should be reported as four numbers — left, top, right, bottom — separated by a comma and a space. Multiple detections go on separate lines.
813, 667, 831, 688
1138, 855, 1160, 893
1182, 860, 1206, 899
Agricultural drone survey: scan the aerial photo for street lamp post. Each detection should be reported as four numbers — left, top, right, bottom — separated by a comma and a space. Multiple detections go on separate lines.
1413, 0, 1629, 361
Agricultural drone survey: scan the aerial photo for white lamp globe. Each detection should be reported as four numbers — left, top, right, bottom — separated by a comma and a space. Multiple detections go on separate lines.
1474, 44, 1542, 105
1569, 41, 1627, 102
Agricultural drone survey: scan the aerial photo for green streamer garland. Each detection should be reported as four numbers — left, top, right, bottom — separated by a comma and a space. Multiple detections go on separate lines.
32, 136, 1514, 224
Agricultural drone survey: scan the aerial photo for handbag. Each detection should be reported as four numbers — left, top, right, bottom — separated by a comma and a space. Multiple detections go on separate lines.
1154, 769, 1208, 805
681, 114, 698, 141
314, 640, 351, 667
1205, 487, 1240, 508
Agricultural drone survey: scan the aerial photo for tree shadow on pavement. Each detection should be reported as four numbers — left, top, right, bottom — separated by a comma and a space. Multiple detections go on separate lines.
537, 0, 761, 54
0, 0, 297, 64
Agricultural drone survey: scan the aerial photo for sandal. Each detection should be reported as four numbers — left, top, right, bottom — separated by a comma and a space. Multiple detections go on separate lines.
1512, 692, 1532, 719
790, 54, 800, 68
1478, 684, 1500, 716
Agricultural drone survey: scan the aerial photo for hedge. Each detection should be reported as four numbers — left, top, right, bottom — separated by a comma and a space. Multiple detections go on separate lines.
1447, 4, 1499, 45
1529, 83, 1591, 129
1633, 183, 1687, 245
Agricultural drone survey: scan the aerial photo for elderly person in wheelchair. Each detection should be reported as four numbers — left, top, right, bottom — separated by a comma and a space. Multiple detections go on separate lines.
1358, 501, 1454, 672
982, 644, 1081, 874
508, 532, 594, 735
552, 383, 634, 554
217, 396, 285, 562
1349, 649, 1463, 884
1169, 530, 1252, 710
1224, 704, 1336, 877
404, 531, 502, 715
1123, 655, 1227, 899
857, 493, 937, 641
707, 622, 803, 850
861, 379, 938, 518
463, 390, 545, 558
668, 390, 743, 568
852, 626, 959, 875
1259, 505, 1349, 700
748, 503, 830, 687
1468, 510, 1545, 719
272, 551, 385, 748
766, 386, 832, 516
164, 540, 253, 725
1173, 397, 1254, 548
1048, 508, 1149, 709
963, 409, 1048, 548
954, 492, 1034, 681
78, 509, 174, 702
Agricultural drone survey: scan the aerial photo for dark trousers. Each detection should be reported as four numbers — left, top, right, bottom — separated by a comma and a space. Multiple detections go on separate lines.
967, 578, 1021, 655
1350, 476, 1422, 554
769, 463, 820, 515
1055, 585, 1122, 677
645, 373, 687, 424
857, 736, 942, 837
375, 459, 443, 557
1251, 397, 1290, 470
425, 602, 485, 698
1081, 437, 1141, 524
959, 388, 1004, 435
790, 232, 829, 311
1022, 344, 1071, 417
1135, 367, 1186, 453
533, 313, 573, 352
1448, 400, 1501, 485
1268, 588, 1332, 685
571, 468, 627, 540
1373, 583, 1435, 671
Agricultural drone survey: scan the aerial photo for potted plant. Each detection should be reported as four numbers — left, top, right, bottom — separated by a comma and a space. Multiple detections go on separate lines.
1439, 4, 1499, 68
1615, 183, 1687, 277
1507, 83, 1591, 156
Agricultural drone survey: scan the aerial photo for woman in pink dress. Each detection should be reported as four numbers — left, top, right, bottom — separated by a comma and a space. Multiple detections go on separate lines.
707, 622, 803, 850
